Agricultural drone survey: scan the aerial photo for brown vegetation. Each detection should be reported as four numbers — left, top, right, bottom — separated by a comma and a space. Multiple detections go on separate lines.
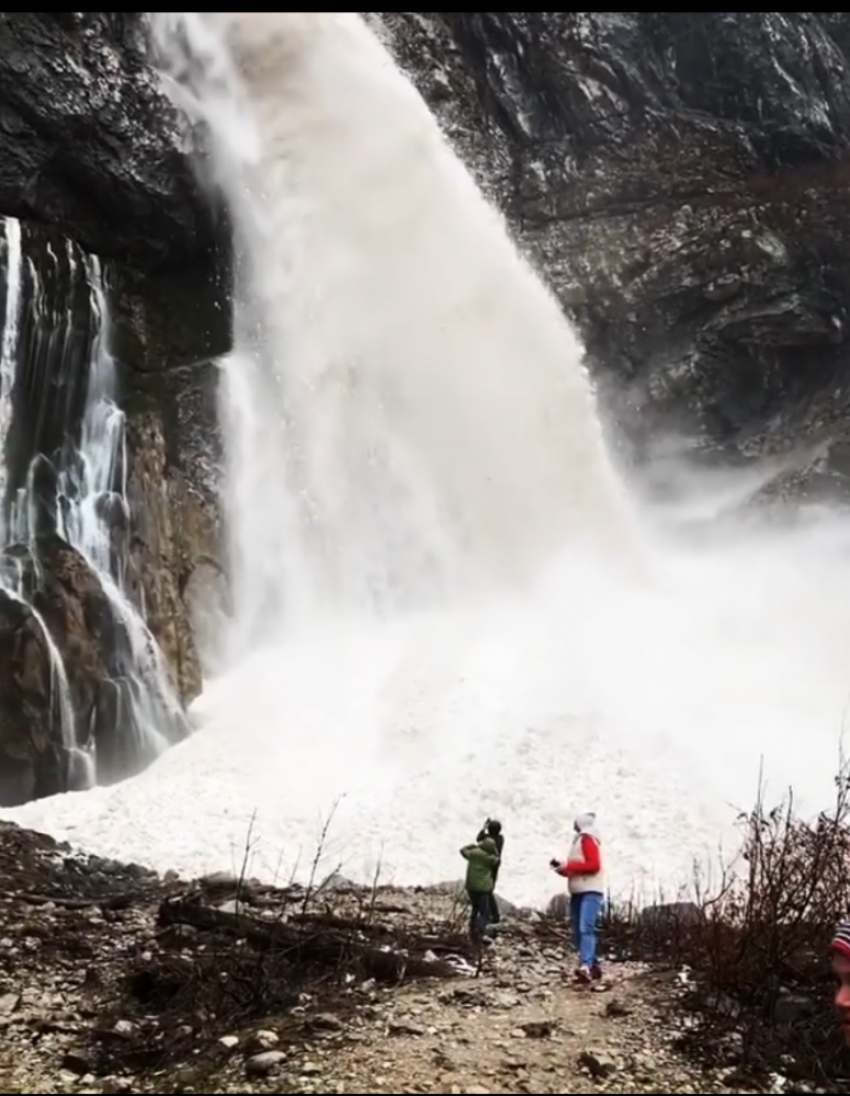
602, 765, 850, 1088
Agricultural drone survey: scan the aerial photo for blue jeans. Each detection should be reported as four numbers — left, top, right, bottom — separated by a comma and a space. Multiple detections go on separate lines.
570, 891, 603, 968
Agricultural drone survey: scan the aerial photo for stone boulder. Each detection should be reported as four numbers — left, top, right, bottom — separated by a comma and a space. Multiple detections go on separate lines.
0, 588, 61, 806
0, 532, 188, 805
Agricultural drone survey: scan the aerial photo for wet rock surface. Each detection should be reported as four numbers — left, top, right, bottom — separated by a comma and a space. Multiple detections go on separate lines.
0, 13, 216, 274
377, 12, 850, 503
0, 214, 212, 800
123, 358, 226, 691
0, 821, 818, 1095
0, 588, 61, 806
0, 533, 185, 805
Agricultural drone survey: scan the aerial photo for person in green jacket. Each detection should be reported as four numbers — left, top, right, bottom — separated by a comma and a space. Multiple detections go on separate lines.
460, 835, 500, 943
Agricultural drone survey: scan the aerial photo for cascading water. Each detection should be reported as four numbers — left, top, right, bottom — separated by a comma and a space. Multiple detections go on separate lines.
4, 14, 850, 907
0, 217, 85, 787
23, 256, 187, 769
0, 215, 185, 799
0, 218, 23, 518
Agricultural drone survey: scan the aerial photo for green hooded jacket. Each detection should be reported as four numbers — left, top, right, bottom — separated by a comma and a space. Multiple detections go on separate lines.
460, 836, 500, 894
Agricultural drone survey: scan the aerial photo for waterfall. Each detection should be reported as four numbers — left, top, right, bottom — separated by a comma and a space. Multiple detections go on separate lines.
0, 215, 185, 798
32, 255, 186, 769
0, 217, 23, 522
0, 218, 85, 786
153, 12, 640, 648
6, 13, 850, 907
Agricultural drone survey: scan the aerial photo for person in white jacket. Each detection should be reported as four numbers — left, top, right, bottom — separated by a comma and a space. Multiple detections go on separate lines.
550, 811, 604, 983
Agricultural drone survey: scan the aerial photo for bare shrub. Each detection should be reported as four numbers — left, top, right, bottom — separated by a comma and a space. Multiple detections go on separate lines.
602, 764, 850, 1086
88, 809, 474, 1079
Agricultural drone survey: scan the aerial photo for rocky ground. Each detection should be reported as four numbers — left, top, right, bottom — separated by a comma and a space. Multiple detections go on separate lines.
0, 820, 827, 1095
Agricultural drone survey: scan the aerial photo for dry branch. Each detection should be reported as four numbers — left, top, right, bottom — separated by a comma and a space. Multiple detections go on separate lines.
157, 896, 467, 983
601, 765, 850, 1086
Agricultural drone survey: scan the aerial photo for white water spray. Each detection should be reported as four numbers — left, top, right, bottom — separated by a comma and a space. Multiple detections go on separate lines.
4, 14, 850, 907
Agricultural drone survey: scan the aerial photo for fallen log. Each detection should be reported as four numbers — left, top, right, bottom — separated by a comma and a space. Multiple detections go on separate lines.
288, 911, 396, 936
158, 898, 469, 983
15, 890, 141, 911
286, 911, 470, 953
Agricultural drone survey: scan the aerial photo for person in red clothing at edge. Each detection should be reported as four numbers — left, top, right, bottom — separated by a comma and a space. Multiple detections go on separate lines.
550, 812, 604, 984
830, 919, 850, 1043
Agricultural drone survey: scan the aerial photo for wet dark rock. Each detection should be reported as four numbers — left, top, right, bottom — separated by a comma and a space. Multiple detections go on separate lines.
0, 15, 231, 726
378, 12, 850, 501
122, 365, 225, 697
0, 216, 213, 755
0, 532, 186, 805
0, 587, 60, 805
0, 13, 217, 275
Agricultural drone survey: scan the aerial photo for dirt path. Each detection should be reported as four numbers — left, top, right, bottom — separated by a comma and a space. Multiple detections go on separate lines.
294, 954, 703, 1095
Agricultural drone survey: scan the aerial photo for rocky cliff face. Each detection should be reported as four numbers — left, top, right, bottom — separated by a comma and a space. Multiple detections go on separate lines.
0, 217, 210, 805
0, 9, 230, 698
0, 13, 217, 272
0, 14, 228, 805
377, 12, 850, 505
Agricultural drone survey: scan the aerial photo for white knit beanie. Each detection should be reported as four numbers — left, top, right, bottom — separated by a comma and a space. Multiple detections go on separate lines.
575, 811, 598, 835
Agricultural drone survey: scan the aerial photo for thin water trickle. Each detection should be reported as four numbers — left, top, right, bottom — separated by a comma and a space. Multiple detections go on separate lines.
18, 251, 185, 764
0, 217, 22, 527
3, 15, 850, 907
0, 215, 184, 795
0, 217, 83, 778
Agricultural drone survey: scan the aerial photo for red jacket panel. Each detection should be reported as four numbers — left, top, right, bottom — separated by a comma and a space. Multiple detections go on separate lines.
557, 833, 601, 878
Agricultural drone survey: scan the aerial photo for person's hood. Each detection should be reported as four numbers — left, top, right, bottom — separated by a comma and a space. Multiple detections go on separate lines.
479, 836, 498, 855
574, 811, 599, 838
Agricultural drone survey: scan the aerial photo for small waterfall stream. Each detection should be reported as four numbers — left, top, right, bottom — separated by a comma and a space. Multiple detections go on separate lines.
0, 217, 84, 783
0, 217, 23, 517
0, 214, 187, 799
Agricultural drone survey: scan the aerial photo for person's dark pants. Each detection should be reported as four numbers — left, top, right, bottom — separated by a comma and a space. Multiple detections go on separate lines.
467, 889, 492, 941
486, 891, 500, 924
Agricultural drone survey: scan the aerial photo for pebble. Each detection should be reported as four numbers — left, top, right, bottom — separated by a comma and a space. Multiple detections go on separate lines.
246, 1050, 286, 1077
247, 1028, 279, 1053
